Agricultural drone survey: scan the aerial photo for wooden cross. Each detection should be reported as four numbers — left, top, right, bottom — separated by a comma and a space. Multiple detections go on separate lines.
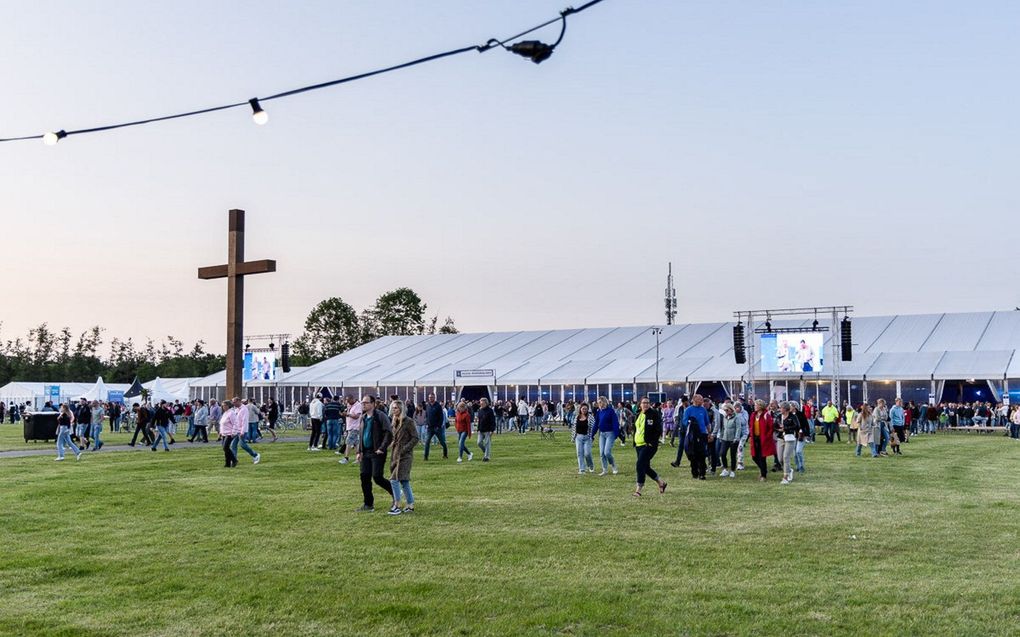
198, 209, 276, 400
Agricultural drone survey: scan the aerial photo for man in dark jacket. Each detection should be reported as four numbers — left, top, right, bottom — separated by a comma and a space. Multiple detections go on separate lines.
423, 394, 448, 460
476, 397, 496, 461
355, 395, 394, 512
129, 403, 154, 446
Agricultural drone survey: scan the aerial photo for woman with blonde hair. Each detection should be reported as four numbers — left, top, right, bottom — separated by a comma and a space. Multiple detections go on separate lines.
855, 404, 877, 458
387, 401, 419, 515
55, 403, 82, 461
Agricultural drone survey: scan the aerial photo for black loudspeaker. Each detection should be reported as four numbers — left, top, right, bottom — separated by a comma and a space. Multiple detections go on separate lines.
841, 318, 853, 361
733, 324, 746, 364
281, 342, 291, 373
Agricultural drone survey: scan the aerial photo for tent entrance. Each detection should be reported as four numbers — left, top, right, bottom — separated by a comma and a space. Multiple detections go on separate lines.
459, 386, 492, 402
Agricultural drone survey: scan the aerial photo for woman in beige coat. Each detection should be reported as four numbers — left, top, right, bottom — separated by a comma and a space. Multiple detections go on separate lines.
387, 400, 419, 515
854, 404, 876, 458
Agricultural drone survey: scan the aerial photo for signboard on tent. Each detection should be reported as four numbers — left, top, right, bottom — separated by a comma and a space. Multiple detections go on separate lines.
46, 385, 60, 405
455, 370, 495, 385
108, 390, 125, 404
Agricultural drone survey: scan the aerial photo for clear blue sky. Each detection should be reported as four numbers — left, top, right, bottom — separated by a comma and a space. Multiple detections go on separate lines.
2, 1, 1018, 352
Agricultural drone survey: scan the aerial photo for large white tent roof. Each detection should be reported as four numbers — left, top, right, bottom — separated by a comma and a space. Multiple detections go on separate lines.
267, 310, 1020, 387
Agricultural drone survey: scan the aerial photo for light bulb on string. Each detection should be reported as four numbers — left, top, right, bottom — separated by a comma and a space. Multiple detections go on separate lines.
249, 98, 268, 125
42, 130, 67, 146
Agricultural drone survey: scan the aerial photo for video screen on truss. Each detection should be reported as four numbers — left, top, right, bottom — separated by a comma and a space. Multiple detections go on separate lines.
244, 351, 277, 381
760, 332, 824, 373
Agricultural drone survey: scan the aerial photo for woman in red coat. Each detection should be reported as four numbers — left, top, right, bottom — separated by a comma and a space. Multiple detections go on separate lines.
454, 401, 473, 463
748, 399, 776, 481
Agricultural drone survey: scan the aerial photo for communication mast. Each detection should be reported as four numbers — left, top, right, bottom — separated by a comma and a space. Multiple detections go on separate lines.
664, 262, 678, 325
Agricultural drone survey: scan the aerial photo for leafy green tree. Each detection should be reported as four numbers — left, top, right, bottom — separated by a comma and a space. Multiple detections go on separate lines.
362, 287, 427, 340
292, 297, 364, 364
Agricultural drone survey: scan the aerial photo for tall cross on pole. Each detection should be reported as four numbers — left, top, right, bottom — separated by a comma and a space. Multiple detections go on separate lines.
197, 209, 276, 401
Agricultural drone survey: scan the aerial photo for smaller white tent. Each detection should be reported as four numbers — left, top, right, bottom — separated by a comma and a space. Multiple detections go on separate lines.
145, 378, 184, 404
83, 376, 108, 401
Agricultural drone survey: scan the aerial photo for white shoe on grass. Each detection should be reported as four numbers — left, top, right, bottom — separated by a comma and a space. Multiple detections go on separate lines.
253, 454, 261, 465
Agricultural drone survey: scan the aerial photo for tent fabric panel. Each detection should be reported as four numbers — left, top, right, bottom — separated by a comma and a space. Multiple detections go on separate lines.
569, 327, 654, 360
539, 360, 615, 384
636, 357, 713, 382
584, 358, 656, 384
976, 312, 1020, 351
498, 360, 571, 385
865, 351, 945, 380
933, 350, 1012, 380
919, 312, 994, 352
865, 314, 943, 354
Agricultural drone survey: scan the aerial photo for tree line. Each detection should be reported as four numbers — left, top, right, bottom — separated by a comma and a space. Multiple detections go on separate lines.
0, 287, 456, 385
0, 324, 224, 386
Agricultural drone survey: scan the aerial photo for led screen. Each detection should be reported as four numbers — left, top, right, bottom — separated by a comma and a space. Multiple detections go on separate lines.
244, 351, 277, 381
760, 332, 824, 373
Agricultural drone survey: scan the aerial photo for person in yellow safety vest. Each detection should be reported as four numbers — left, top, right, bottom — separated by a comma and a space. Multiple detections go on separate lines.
842, 401, 857, 445
821, 400, 840, 443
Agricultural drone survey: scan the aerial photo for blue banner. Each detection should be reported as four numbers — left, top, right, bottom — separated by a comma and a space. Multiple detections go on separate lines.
107, 390, 125, 404
46, 385, 60, 405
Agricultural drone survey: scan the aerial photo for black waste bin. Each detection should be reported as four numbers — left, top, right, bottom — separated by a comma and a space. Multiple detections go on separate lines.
24, 412, 59, 443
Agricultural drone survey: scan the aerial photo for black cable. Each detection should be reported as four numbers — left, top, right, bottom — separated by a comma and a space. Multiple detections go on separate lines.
0, 1, 608, 144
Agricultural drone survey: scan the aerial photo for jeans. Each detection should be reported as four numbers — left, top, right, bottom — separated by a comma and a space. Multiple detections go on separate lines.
856, 442, 878, 457
457, 431, 471, 459
795, 439, 806, 472
424, 426, 448, 459
151, 425, 170, 450
635, 444, 660, 487
91, 423, 103, 449
230, 435, 258, 459
477, 432, 492, 459
191, 425, 209, 443
575, 434, 594, 472
782, 437, 796, 480
417, 424, 428, 443
877, 423, 890, 453
599, 431, 617, 471
187, 417, 195, 438
111, 416, 121, 432
360, 451, 393, 507
247, 422, 260, 443
56, 426, 80, 459
325, 419, 342, 450
736, 436, 747, 468
390, 479, 415, 506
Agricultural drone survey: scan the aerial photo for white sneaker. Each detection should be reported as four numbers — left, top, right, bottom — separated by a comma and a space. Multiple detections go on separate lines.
468, 453, 473, 462
578, 470, 586, 475
780, 479, 790, 485
339, 457, 349, 465
598, 470, 608, 476
309, 447, 320, 452
75, 453, 82, 461
728, 472, 735, 478
457, 457, 463, 463
720, 470, 729, 477
612, 466, 619, 475
253, 454, 261, 465
335, 450, 342, 455
55, 457, 65, 461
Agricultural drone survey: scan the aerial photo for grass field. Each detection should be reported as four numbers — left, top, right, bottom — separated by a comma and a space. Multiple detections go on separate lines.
0, 430, 1018, 636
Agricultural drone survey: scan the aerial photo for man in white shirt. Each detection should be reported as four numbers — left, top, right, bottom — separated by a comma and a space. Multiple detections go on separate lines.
308, 394, 324, 450
517, 397, 530, 434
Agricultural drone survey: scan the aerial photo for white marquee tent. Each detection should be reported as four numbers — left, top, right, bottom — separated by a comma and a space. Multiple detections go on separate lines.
240, 310, 1020, 406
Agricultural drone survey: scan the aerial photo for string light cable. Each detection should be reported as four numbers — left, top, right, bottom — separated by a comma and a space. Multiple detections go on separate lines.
3, 0, 606, 145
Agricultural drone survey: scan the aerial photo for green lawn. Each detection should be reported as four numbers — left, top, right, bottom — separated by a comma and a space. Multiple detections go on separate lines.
0, 432, 1017, 636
